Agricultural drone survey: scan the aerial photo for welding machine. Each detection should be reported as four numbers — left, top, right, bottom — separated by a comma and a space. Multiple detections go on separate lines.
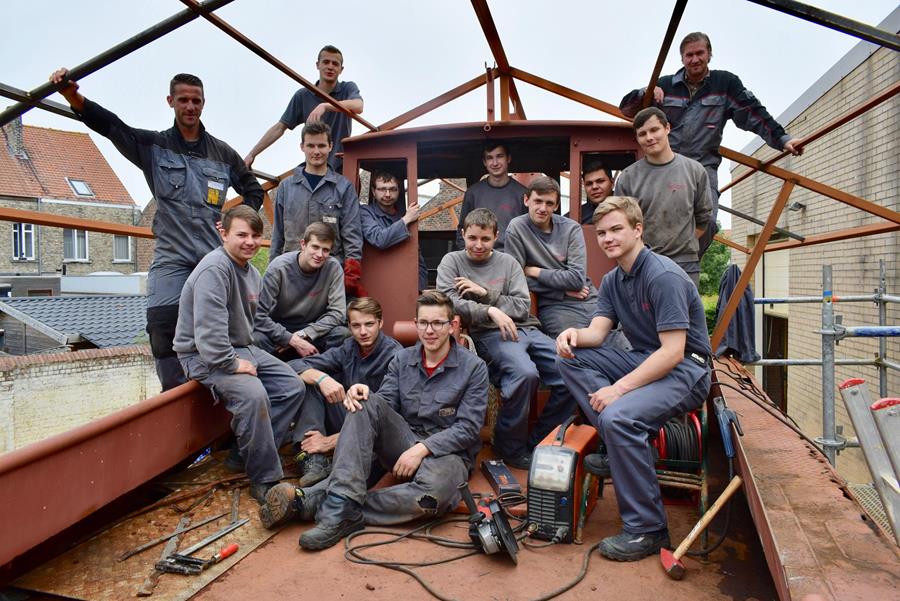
526, 416, 599, 543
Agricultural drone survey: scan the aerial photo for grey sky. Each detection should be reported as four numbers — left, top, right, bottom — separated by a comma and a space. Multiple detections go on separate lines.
2, 0, 895, 229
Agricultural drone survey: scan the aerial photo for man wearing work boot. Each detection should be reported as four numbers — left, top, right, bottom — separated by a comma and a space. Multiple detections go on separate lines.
259, 291, 488, 551
555, 196, 711, 561
174, 206, 304, 505
288, 297, 402, 487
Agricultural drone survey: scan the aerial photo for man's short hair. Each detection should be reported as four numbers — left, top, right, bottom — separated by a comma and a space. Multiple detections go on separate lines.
582, 160, 612, 180
347, 297, 383, 320
679, 32, 712, 55
301, 120, 333, 144
591, 196, 644, 228
222, 205, 263, 234
370, 171, 399, 195
303, 221, 336, 244
482, 141, 510, 157
526, 175, 560, 202
169, 73, 203, 96
632, 107, 669, 131
318, 44, 344, 63
416, 290, 454, 321
463, 208, 498, 234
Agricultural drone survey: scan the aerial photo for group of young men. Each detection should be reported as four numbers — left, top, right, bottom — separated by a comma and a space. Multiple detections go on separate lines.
48, 31, 800, 562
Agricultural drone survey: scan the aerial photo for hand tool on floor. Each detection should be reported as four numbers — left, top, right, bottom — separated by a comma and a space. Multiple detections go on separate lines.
119, 511, 229, 561
230, 488, 241, 523
155, 543, 240, 575
660, 475, 743, 580
137, 515, 191, 596
154, 517, 247, 574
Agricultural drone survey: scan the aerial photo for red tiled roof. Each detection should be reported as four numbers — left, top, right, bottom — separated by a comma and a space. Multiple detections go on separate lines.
0, 124, 135, 206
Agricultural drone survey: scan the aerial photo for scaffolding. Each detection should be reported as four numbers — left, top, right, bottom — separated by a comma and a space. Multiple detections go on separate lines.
748, 260, 899, 465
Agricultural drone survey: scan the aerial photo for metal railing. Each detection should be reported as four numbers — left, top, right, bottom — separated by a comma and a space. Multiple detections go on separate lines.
748, 260, 899, 465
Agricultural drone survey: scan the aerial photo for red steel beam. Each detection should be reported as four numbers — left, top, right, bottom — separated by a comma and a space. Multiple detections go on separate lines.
470, 0, 527, 118
716, 234, 751, 254
486, 65, 496, 122
720, 80, 900, 195
765, 222, 900, 252
177, 0, 377, 132
379, 71, 494, 131
419, 195, 463, 221
711, 181, 794, 350
641, 0, 689, 109
0, 380, 231, 567
721, 147, 900, 225
509, 67, 626, 120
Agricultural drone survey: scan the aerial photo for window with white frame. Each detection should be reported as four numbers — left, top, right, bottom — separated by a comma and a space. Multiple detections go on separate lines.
67, 178, 95, 197
63, 229, 89, 261
12, 223, 35, 260
113, 234, 132, 262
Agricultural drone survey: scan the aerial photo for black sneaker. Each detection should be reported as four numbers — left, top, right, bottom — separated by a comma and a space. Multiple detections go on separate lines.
259, 483, 324, 529
583, 452, 611, 477
598, 529, 670, 561
248, 481, 277, 505
499, 451, 533, 471
299, 453, 332, 487
298, 494, 364, 550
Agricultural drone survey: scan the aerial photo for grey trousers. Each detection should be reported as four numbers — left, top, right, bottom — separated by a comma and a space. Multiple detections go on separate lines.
180, 346, 304, 485
318, 393, 469, 525
254, 326, 351, 358
289, 385, 348, 444
557, 346, 709, 533
537, 300, 594, 340
474, 327, 575, 458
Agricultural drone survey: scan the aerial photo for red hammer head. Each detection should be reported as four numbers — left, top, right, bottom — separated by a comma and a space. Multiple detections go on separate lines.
660, 548, 685, 580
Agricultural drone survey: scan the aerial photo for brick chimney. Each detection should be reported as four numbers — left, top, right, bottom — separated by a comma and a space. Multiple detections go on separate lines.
2, 114, 27, 159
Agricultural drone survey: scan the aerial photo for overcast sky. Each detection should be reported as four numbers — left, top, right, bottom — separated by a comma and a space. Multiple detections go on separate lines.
2, 0, 895, 228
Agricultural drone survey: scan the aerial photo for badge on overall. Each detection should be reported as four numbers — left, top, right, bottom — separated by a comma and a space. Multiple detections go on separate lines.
207, 180, 225, 206
322, 215, 338, 224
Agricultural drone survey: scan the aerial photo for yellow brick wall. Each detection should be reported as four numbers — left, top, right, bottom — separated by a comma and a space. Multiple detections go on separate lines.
730, 47, 900, 484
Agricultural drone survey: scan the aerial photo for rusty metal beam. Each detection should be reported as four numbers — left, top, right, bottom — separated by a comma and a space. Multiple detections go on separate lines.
419, 195, 463, 221
765, 222, 900, 252
470, 0, 527, 118
486, 65, 496, 122
0, 0, 234, 127
509, 67, 626, 120
711, 181, 794, 350
716, 234, 751, 254
0, 379, 231, 568
440, 178, 466, 193
721, 80, 900, 195
641, 0, 688, 109
178, 0, 377, 132
745, 0, 900, 52
379, 71, 493, 131
721, 147, 900, 225
0, 82, 79, 121
499, 75, 511, 120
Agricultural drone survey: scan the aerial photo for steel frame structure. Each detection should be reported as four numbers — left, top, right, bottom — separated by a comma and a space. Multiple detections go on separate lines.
0, 0, 898, 581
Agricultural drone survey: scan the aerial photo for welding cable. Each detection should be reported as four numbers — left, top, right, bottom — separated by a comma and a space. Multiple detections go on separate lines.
712, 366, 804, 431
684, 459, 735, 558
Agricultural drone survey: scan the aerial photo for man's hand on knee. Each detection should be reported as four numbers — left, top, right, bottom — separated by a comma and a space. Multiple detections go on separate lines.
301, 430, 337, 453
557, 328, 578, 358
588, 383, 626, 412
343, 383, 370, 413
319, 376, 346, 404
392, 442, 430, 480
235, 358, 257, 376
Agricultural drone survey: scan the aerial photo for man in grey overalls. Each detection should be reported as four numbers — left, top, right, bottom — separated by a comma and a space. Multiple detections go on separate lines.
50, 68, 264, 390
258, 291, 488, 552
556, 196, 711, 561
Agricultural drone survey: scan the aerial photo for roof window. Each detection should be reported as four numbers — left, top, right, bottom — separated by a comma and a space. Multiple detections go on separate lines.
67, 178, 95, 197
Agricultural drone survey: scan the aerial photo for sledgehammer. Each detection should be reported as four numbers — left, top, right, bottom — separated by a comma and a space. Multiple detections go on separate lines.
660, 475, 743, 580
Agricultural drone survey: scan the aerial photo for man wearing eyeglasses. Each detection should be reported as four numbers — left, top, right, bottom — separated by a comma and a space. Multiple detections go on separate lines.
437, 208, 575, 470
286, 297, 402, 487
259, 291, 488, 552
360, 171, 428, 290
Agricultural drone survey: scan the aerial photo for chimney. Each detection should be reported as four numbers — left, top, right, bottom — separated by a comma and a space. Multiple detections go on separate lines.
2, 114, 27, 159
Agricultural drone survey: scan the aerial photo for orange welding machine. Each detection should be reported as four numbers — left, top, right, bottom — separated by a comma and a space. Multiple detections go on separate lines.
526, 416, 599, 543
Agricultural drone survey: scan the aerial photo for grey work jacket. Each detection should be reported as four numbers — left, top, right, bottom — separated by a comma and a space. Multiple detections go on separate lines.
270, 164, 362, 262
292, 332, 402, 391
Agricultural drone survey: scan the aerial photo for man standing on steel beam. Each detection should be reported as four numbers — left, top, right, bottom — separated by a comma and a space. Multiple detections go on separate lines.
49, 68, 264, 391
614, 107, 712, 288
619, 32, 802, 255
244, 45, 363, 174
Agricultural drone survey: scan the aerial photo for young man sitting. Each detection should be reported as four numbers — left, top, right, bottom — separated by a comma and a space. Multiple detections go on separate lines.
254, 222, 349, 358
173, 205, 304, 504
259, 291, 488, 551
288, 297, 402, 487
437, 208, 575, 469
556, 196, 711, 561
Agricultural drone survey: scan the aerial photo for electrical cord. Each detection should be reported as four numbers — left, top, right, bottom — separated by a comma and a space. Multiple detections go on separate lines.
684, 459, 735, 557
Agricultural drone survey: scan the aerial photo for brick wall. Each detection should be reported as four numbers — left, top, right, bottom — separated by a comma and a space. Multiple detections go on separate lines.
0, 197, 141, 276
0, 345, 160, 452
730, 47, 899, 483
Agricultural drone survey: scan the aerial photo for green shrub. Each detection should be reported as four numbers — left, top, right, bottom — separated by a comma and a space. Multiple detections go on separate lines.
702, 295, 718, 334
251, 247, 270, 273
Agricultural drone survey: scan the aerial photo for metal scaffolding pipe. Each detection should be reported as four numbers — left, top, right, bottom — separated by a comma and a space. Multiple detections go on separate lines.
748, 358, 875, 367
719, 205, 805, 241
877, 260, 888, 397
0, 0, 233, 127
755, 294, 877, 304
838, 326, 900, 338
883, 294, 900, 304
819, 265, 839, 464
882, 359, 900, 373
